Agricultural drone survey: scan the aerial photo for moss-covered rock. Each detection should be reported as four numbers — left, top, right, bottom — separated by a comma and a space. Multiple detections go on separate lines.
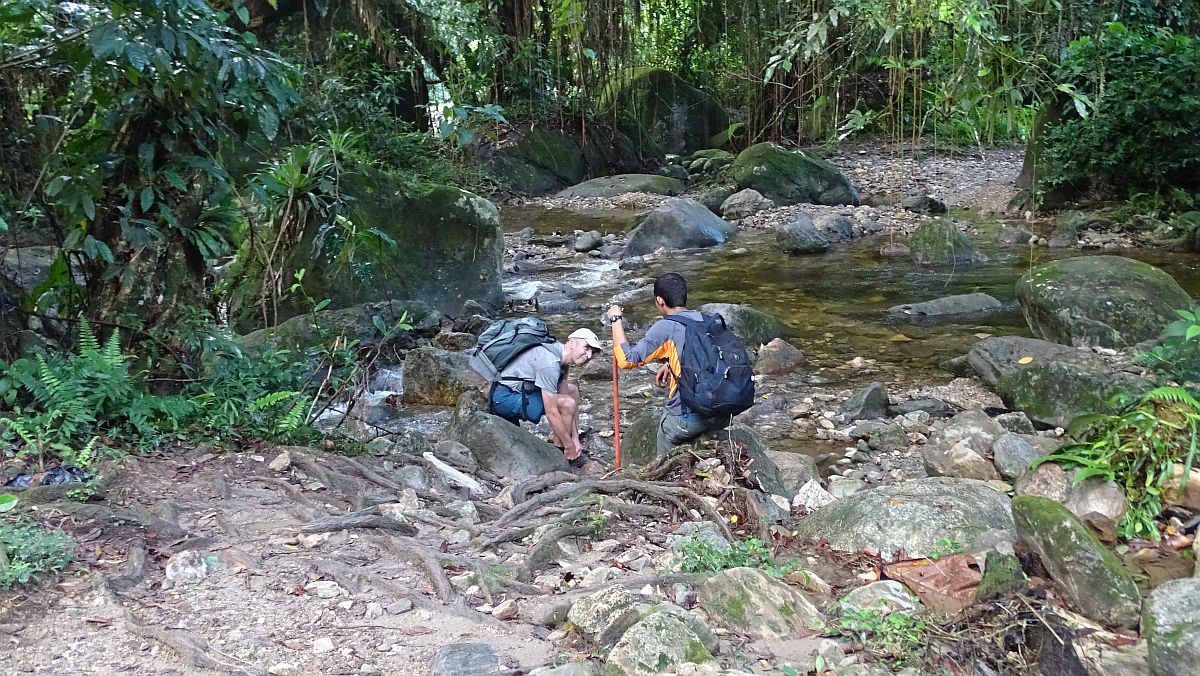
793, 477, 1014, 561
557, 174, 686, 199
448, 411, 569, 479
1012, 495, 1141, 628
604, 611, 715, 675
697, 567, 823, 638
599, 68, 730, 156
1142, 578, 1200, 676
958, 336, 1151, 428
483, 128, 585, 195
908, 219, 988, 266
239, 299, 440, 352
400, 346, 485, 406
228, 169, 503, 332
696, 303, 784, 348
1016, 256, 1194, 348
567, 586, 642, 647
730, 142, 860, 206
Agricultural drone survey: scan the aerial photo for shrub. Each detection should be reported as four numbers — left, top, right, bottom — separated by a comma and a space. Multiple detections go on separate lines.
0, 519, 76, 589
1043, 24, 1200, 200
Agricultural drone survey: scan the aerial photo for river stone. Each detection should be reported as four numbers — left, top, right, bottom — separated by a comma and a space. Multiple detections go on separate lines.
228, 178, 503, 332
432, 331, 478, 351
959, 336, 1152, 427
755, 338, 805, 375
605, 611, 714, 675
850, 421, 907, 451
827, 476, 866, 498
567, 586, 642, 647
532, 664, 601, 676
888, 398, 956, 419
992, 433, 1059, 481
765, 451, 817, 495
624, 199, 737, 257
1064, 476, 1128, 523
401, 347, 485, 406
573, 230, 604, 252
672, 521, 732, 554
731, 142, 861, 206
698, 185, 737, 214
887, 293, 1003, 323
448, 411, 569, 479
908, 219, 988, 266
1047, 222, 1079, 248
793, 477, 1015, 561
902, 194, 947, 215
922, 410, 1004, 480
599, 68, 730, 155
841, 383, 890, 421
697, 303, 784, 348
429, 643, 500, 676
1016, 256, 1194, 348
998, 225, 1034, 245
240, 299, 440, 352
1143, 578, 1200, 676
557, 174, 685, 199
835, 581, 921, 615
720, 188, 775, 220
620, 411, 661, 467
1011, 496, 1141, 628
994, 412, 1036, 435
815, 213, 855, 242
1015, 462, 1072, 502
697, 567, 823, 638
776, 214, 831, 254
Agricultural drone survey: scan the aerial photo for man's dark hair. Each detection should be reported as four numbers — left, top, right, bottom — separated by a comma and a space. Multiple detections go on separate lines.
654, 273, 688, 308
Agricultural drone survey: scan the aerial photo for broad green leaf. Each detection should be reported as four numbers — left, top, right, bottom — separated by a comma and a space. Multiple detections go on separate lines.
0, 216, 7, 233
1187, 325, 1200, 341
0, 494, 17, 512
259, 106, 279, 140
140, 186, 154, 212
372, 315, 387, 334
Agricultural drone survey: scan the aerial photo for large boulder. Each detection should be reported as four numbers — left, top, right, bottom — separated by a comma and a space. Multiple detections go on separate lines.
730, 143, 861, 206
239, 299, 441, 352
228, 173, 503, 332
841, 383, 890, 421
1142, 578, 1200, 676
697, 567, 823, 638
1016, 256, 1194, 348
623, 199, 737, 257
754, 338, 805, 375
401, 347, 485, 406
954, 336, 1151, 428
605, 609, 717, 675
908, 219, 988, 266
599, 68, 730, 156
887, 293, 1003, 324
776, 214, 831, 255
557, 174, 685, 199
922, 411, 1004, 481
567, 586, 642, 647
793, 478, 1015, 561
765, 451, 818, 495
1012, 496, 1141, 628
447, 411, 569, 479
481, 127, 585, 195
696, 303, 784, 348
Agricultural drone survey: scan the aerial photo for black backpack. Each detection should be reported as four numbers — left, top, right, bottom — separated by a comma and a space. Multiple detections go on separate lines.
469, 318, 556, 382
664, 313, 755, 418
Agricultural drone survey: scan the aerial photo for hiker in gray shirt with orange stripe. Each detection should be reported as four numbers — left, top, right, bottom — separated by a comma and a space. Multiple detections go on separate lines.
607, 273, 735, 454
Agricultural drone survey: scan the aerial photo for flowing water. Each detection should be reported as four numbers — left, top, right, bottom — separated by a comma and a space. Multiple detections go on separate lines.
502, 207, 1200, 390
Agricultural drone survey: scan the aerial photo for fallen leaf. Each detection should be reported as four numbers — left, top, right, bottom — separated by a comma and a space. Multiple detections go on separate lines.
1017, 356, 1034, 364
883, 553, 981, 615
889, 334, 913, 342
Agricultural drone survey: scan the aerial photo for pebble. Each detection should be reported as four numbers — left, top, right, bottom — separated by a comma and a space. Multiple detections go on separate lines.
312, 637, 335, 654
360, 665, 382, 675
492, 599, 519, 620
305, 581, 345, 599
364, 602, 384, 620
387, 599, 414, 615
268, 663, 297, 675
268, 450, 292, 472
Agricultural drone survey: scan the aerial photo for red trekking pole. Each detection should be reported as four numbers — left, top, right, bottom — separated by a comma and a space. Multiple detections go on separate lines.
612, 355, 622, 470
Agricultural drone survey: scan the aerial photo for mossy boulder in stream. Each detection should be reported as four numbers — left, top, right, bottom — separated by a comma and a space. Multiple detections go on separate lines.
907, 219, 988, 266
228, 169, 503, 332
623, 199, 736, 256
730, 142, 860, 206
954, 336, 1151, 428
599, 68, 729, 155
1142, 578, 1200, 676
1016, 256, 1194, 348
558, 174, 685, 199
697, 303, 784, 348
1012, 496, 1141, 628
482, 128, 586, 195
401, 346, 485, 406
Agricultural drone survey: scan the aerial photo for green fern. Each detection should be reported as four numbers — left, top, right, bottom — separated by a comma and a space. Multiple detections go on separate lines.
276, 397, 308, 435
1144, 386, 1200, 410
250, 390, 301, 412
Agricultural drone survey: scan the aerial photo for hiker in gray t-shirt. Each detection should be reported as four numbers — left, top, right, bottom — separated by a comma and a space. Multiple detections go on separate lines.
489, 328, 602, 464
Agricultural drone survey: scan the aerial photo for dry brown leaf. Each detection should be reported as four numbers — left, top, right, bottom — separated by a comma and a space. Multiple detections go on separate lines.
883, 553, 981, 615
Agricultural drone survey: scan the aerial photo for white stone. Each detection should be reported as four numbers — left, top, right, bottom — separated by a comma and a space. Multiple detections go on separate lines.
312, 637, 335, 654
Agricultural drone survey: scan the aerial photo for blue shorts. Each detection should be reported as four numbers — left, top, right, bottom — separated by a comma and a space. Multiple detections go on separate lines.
489, 383, 546, 424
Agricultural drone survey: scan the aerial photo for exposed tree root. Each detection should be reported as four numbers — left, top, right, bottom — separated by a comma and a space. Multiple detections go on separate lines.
123, 622, 254, 674
107, 538, 149, 590
521, 523, 600, 581
380, 536, 455, 603
509, 471, 579, 505
35, 501, 187, 539
300, 506, 417, 536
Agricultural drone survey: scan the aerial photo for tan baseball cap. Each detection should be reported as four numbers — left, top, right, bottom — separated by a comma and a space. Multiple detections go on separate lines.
568, 328, 603, 351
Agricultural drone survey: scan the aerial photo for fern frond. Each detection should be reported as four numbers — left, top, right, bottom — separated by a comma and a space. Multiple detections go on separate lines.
102, 330, 124, 367
1144, 386, 1200, 411
250, 390, 300, 412
78, 319, 101, 359
35, 356, 67, 405
277, 398, 308, 434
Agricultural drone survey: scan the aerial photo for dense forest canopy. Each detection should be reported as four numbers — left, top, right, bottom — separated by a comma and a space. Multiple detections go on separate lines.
0, 0, 1197, 338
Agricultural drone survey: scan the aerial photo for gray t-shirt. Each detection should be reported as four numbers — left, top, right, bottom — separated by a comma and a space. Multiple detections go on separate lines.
499, 343, 565, 393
